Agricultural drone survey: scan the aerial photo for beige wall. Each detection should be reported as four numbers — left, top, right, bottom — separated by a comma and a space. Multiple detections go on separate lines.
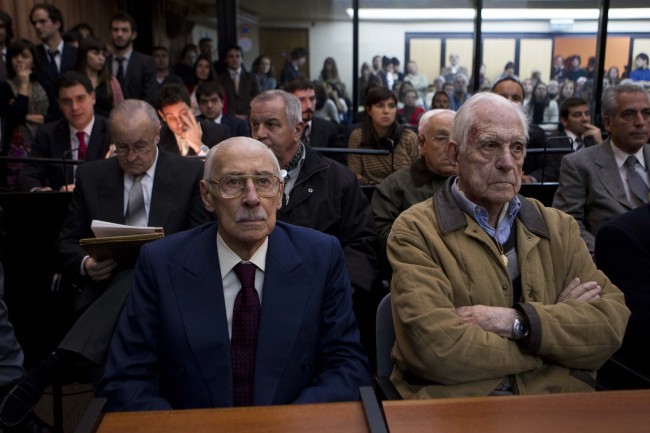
520, 39, 553, 83
484, 39, 516, 84
409, 39, 442, 84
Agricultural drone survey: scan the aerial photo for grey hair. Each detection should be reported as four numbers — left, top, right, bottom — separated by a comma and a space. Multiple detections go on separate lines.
418, 109, 455, 134
250, 90, 302, 129
203, 137, 281, 180
109, 99, 160, 137
451, 92, 529, 154
601, 83, 650, 119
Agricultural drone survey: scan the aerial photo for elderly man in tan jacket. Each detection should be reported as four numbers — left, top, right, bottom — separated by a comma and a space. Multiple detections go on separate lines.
387, 92, 629, 399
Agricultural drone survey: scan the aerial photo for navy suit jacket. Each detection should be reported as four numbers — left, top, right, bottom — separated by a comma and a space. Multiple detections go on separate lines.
35, 43, 77, 121
108, 51, 158, 105
196, 114, 250, 138
99, 221, 370, 411
16, 115, 111, 191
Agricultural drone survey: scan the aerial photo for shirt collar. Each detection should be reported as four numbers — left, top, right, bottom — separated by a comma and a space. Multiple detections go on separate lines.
217, 231, 268, 279
610, 139, 647, 170
69, 116, 95, 138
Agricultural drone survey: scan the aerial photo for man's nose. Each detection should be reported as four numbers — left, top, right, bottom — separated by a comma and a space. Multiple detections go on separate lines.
496, 149, 516, 169
242, 179, 261, 202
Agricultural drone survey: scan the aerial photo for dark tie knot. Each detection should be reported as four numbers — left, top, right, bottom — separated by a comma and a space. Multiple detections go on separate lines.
625, 155, 638, 168
234, 262, 256, 289
48, 49, 59, 57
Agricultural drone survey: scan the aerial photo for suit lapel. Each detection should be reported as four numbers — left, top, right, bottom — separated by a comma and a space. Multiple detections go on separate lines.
149, 152, 179, 230
594, 139, 630, 209
171, 224, 233, 407
87, 117, 108, 160
253, 226, 307, 405
97, 159, 127, 224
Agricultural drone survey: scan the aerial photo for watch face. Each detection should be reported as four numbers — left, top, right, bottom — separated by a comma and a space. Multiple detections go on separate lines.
513, 318, 528, 339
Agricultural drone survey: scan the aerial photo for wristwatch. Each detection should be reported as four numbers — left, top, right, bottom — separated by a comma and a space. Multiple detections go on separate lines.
512, 313, 529, 340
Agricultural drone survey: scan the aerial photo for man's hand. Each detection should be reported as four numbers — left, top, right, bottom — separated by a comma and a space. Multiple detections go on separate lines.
454, 305, 518, 338
179, 110, 203, 153
582, 123, 603, 144
58, 184, 75, 192
557, 277, 601, 303
83, 257, 117, 282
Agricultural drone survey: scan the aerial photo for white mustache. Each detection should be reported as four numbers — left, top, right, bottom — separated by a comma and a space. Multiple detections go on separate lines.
236, 208, 267, 222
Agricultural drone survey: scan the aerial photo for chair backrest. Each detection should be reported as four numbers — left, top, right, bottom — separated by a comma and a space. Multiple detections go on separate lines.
375, 293, 395, 377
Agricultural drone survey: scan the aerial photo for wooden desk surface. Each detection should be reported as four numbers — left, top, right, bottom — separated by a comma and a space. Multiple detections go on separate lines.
383, 389, 650, 433
95, 401, 369, 433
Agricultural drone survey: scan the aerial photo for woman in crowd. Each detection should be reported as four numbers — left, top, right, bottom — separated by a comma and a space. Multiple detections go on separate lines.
174, 43, 199, 87
558, 79, 576, 105
313, 80, 340, 124
319, 57, 349, 100
188, 55, 217, 115
347, 86, 419, 185
74, 37, 124, 118
358, 62, 381, 106
398, 88, 425, 127
606, 66, 620, 87
527, 81, 559, 131
0, 39, 49, 188
251, 55, 276, 91
430, 90, 450, 109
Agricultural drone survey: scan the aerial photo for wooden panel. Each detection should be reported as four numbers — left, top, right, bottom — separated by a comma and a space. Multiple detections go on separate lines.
409, 39, 442, 84
483, 39, 516, 85
259, 28, 309, 84
605, 37, 631, 75
521, 39, 553, 83
444, 39, 473, 78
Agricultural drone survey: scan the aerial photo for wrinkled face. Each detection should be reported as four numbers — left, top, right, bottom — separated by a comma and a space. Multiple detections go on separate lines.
58, 84, 95, 131
604, 92, 650, 154
111, 20, 135, 50
293, 89, 316, 122
448, 107, 525, 213
152, 49, 169, 70
432, 92, 450, 109
493, 81, 524, 105
200, 142, 283, 258
86, 49, 106, 73
30, 8, 59, 42
198, 93, 223, 120
250, 97, 303, 167
367, 97, 397, 130
113, 113, 159, 176
420, 112, 455, 176
195, 59, 211, 81
11, 49, 34, 72
159, 101, 192, 136
562, 104, 591, 136
226, 49, 242, 70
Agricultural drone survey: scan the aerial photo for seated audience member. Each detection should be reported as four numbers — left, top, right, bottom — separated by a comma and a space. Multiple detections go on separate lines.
187, 55, 218, 116
0, 38, 49, 189
398, 88, 425, 128
249, 90, 378, 359
348, 86, 419, 185
430, 90, 450, 110
388, 92, 629, 399
318, 57, 349, 102
74, 36, 124, 119
0, 100, 209, 423
595, 201, 650, 377
17, 71, 110, 192
450, 73, 470, 111
566, 55, 588, 83
372, 109, 455, 249
157, 82, 229, 156
440, 52, 468, 84
172, 43, 198, 88
404, 60, 428, 103
196, 81, 250, 138
358, 62, 381, 107
0, 260, 54, 432
279, 47, 307, 87
492, 77, 560, 183
553, 84, 650, 254
527, 81, 559, 132
313, 80, 340, 124
98, 137, 370, 410
559, 97, 603, 150
629, 53, 650, 87
251, 54, 276, 92
558, 79, 576, 106
283, 78, 343, 163
551, 55, 566, 82
151, 46, 183, 90
606, 66, 621, 87
69, 23, 93, 40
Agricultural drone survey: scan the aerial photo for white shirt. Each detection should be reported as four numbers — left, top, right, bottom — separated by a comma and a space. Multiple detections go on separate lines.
68, 117, 95, 160
564, 130, 582, 151
610, 140, 649, 204
217, 232, 267, 339
122, 146, 159, 221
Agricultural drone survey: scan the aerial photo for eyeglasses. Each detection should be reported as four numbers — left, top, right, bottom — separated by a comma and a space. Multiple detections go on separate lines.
619, 108, 650, 122
207, 175, 282, 199
115, 141, 154, 156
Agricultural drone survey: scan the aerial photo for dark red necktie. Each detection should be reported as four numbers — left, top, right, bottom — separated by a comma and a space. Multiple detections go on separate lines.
76, 131, 87, 161
231, 262, 260, 406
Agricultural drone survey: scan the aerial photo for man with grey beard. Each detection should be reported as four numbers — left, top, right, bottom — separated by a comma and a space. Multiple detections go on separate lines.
98, 137, 370, 410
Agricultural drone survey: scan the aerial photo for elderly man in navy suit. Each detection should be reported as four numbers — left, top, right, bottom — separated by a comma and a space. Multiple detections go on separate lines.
98, 137, 370, 410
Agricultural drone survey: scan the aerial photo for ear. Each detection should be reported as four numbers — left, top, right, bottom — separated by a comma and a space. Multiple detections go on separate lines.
560, 116, 569, 128
90, 91, 96, 107
294, 120, 305, 142
417, 134, 426, 153
447, 139, 460, 166
132, 31, 138, 41
157, 109, 166, 122
602, 115, 612, 134
199, 180, 215, 214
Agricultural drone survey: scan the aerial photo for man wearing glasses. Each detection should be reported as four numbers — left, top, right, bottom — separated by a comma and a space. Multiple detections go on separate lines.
0, 99, 208, 426
98, 137, 370, 410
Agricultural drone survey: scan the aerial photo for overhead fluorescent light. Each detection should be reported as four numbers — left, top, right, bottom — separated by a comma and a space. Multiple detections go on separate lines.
345, 8, 475, 20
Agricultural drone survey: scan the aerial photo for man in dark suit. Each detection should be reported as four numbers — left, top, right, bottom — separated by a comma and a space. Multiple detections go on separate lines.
98, 137, 369, 410
107, 12, 157, 105
151, 46, 183, 91
157, 82, 229, 156
219, 44, 260, 120
17, 72, 110, 192
595, 201, 650, 378
553, 83, 650, 254
283, 78, 345, 164
0, 11, 12, 83
0, 99, 209, 424
558, 97, 603, 150
29, 3, 77, 122
196, 81, 250, 137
